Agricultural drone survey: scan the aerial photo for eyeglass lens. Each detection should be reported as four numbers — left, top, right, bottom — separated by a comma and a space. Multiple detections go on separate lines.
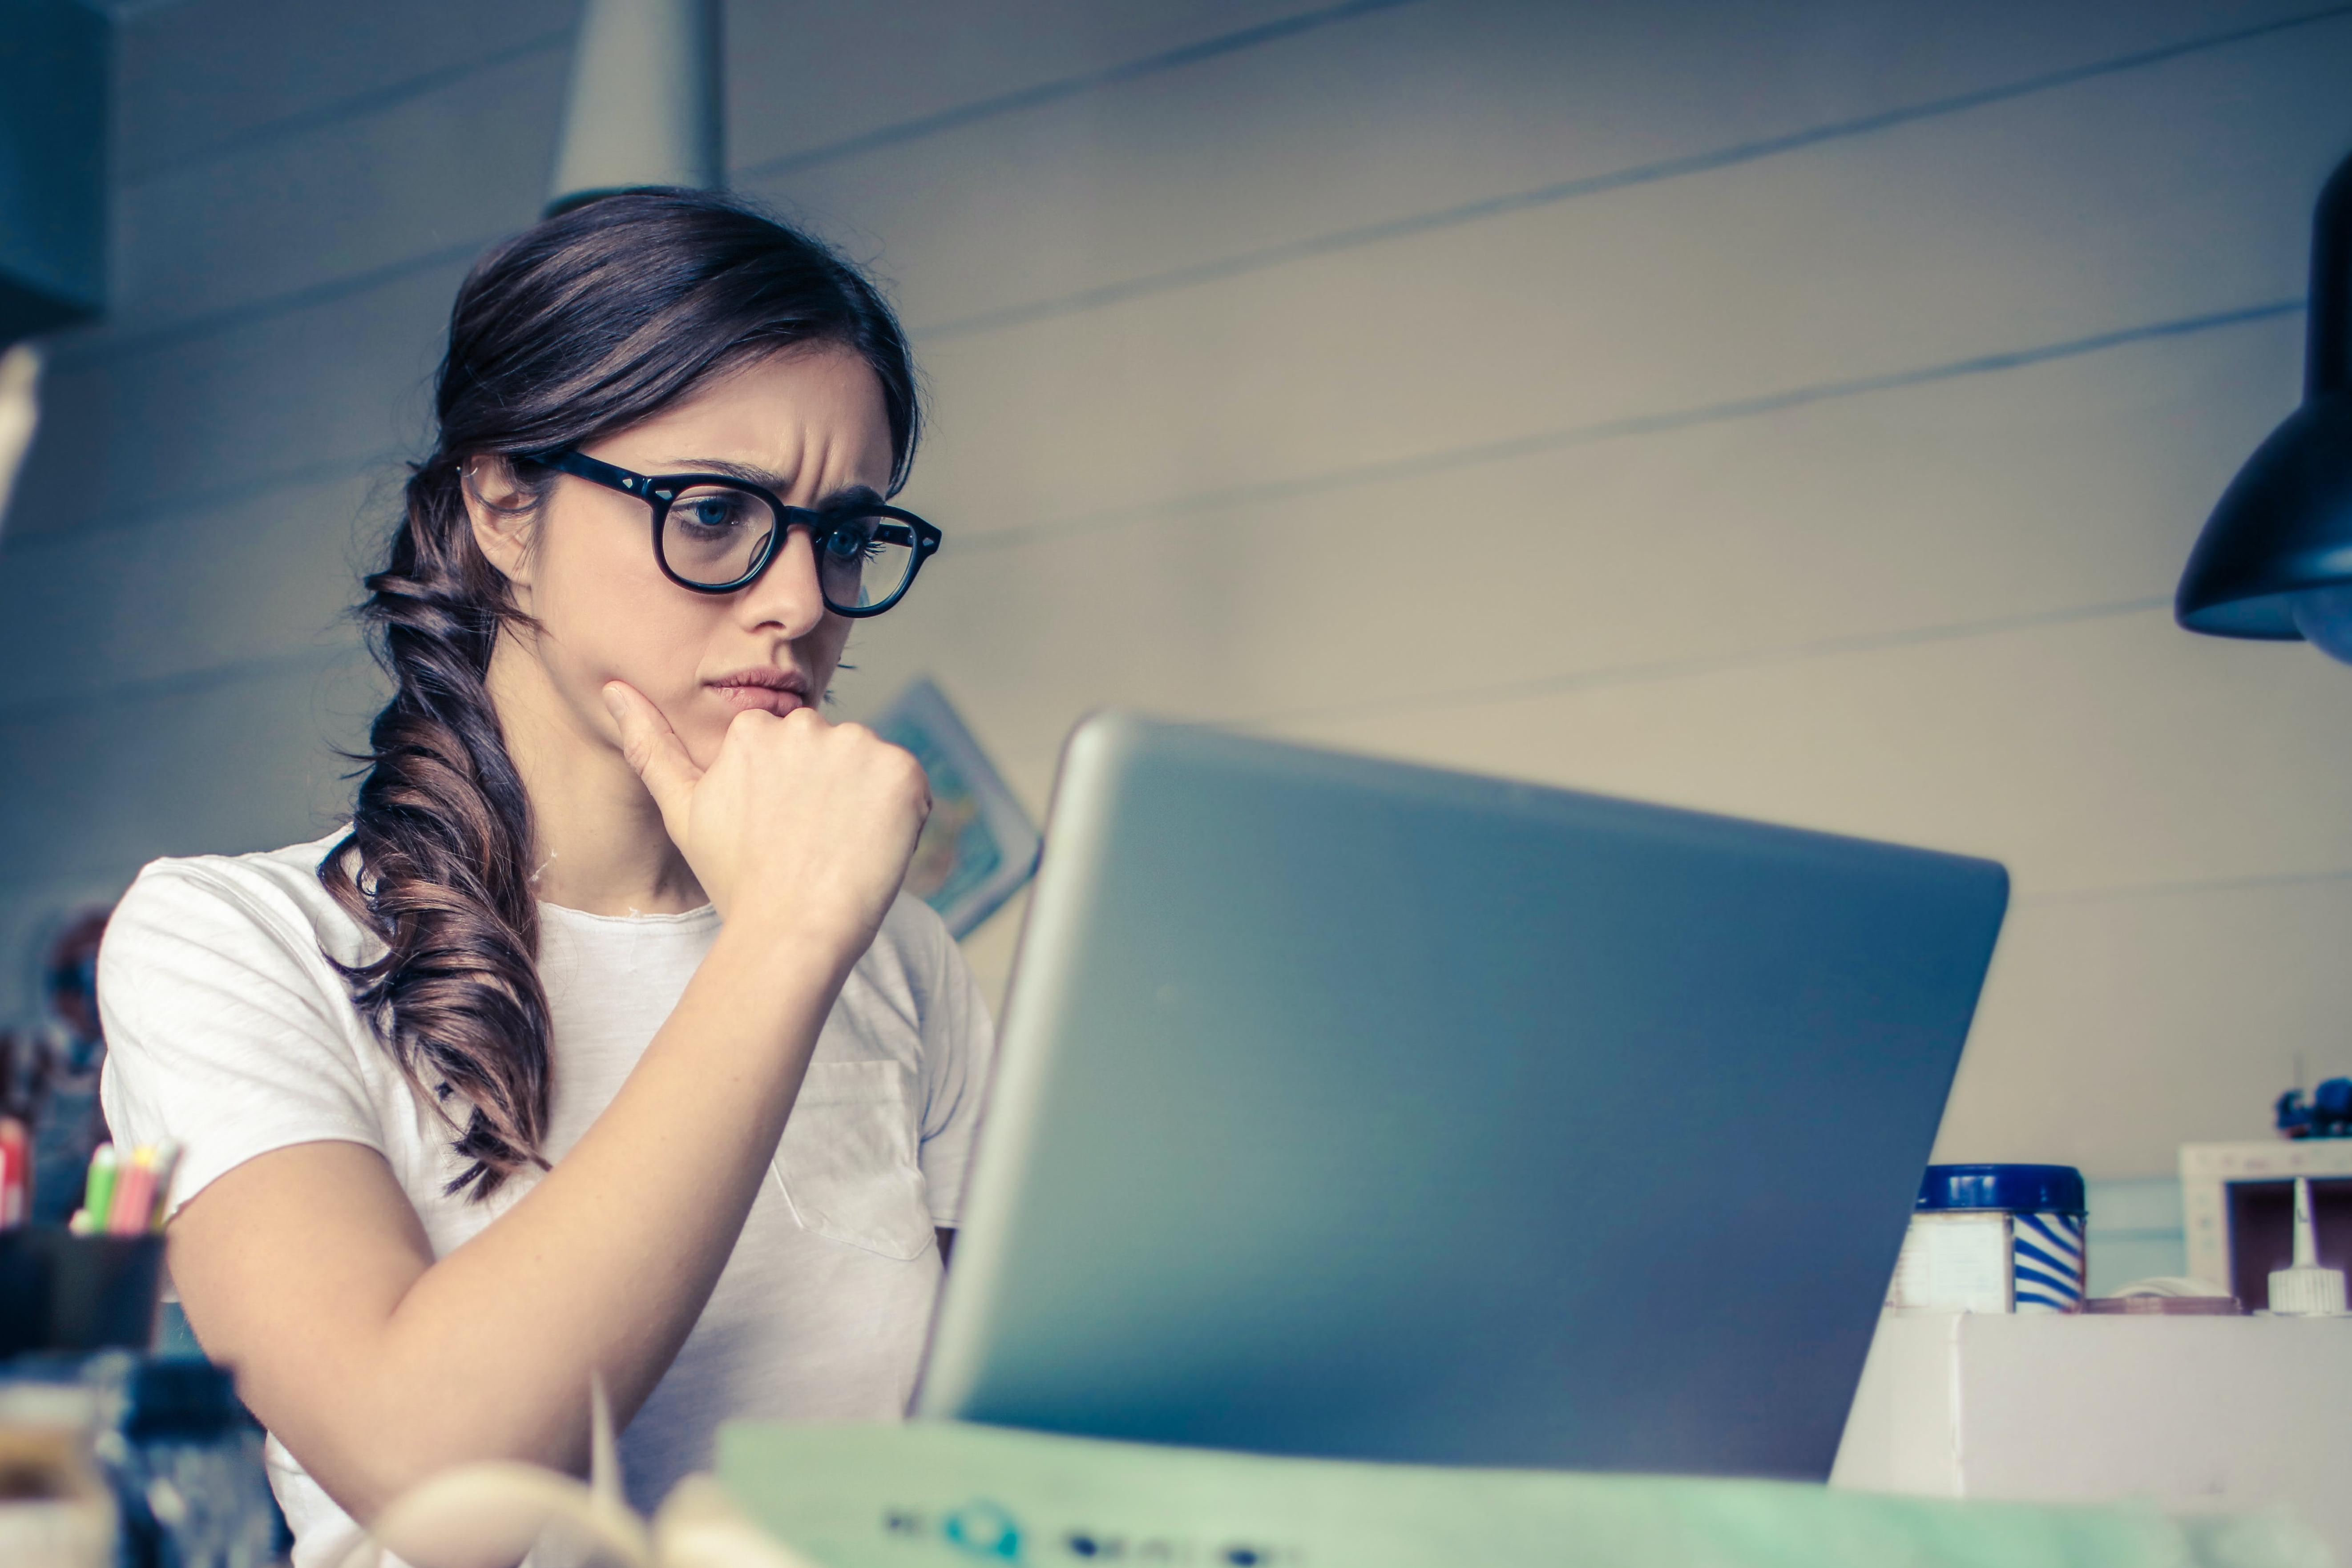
660, 484, 919, 609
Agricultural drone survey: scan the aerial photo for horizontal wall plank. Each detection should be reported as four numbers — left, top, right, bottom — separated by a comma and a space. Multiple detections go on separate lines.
1934, 874, 2352, 1175
952, 864, 2352, 1180
21, 314, 2297, 864
899, 20, 2352, 540
113, 0, 573, 181
97, 0, 2339, 358
93, 0, 1374, 349
757, 0, 2337, 336
0, 656, 380, 894
6, 258, 461, 538
0, 870, 146, 1030
723, 0, 1368, 177
108, 45, 564, 336
34, 314, 2297, 769
137, 0, 1351, 194
36, 16, 2345, 552
86, 0, 2343, 367
1256, 607, 2352, 900
833, 313, 2296, 790
0, 471, 385, 710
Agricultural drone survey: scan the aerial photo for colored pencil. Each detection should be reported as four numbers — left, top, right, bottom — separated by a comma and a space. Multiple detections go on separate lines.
107, 1145, 156, 1236
0, 1117, 26, 1227
82, 1142, 117, 1231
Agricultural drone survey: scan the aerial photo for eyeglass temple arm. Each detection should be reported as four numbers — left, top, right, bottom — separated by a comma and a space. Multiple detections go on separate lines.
533, 449, 651, 495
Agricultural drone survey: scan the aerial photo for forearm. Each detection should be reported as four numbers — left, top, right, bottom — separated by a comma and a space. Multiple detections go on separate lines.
225, 919, 852, 1516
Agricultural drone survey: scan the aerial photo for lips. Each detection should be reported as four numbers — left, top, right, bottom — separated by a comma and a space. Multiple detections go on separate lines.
706, 667, 809, 716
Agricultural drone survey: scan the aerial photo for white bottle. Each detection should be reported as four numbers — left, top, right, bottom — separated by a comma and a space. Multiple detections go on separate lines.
2267, 1177, 2347, 1317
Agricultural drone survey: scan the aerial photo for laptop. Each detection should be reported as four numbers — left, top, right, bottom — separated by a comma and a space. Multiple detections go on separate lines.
915, 712, 2008, 1479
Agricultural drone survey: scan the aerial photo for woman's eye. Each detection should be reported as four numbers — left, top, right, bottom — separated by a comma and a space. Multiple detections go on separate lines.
670, 487, 759, 531
823, 525, 875, 560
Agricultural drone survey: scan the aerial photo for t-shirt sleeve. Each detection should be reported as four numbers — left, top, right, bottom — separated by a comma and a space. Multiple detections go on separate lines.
97, 861, 388, 1220
912, 915, 997, 1229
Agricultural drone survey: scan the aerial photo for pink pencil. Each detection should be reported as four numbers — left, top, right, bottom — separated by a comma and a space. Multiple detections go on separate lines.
0, 1117, 26, 1227
107, 1147, 157, 1236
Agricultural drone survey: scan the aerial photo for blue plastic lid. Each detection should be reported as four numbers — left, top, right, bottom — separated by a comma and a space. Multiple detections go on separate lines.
1916, 1163, 2085, 1215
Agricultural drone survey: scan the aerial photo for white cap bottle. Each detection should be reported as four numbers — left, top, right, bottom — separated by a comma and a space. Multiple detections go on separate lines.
2267, 1177, 2347, 1317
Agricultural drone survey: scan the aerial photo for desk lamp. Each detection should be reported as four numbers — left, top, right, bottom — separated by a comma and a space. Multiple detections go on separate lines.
2176, 148, 2352, 657
545, 0, 723, 218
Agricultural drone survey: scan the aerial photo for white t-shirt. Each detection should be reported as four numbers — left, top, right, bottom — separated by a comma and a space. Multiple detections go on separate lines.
97, 830, 994, 1568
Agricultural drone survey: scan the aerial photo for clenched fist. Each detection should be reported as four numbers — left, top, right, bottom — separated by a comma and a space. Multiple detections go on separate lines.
602, 680, 931, 963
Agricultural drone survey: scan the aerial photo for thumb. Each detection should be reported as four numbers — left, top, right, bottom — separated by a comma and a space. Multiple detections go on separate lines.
602, 681, 702, 827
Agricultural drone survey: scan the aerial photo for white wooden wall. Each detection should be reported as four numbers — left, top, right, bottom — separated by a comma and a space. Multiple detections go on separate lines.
4, 0, 2350, 1177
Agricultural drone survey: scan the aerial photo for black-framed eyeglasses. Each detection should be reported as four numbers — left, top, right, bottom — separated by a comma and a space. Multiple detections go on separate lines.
530, 448, 942, 617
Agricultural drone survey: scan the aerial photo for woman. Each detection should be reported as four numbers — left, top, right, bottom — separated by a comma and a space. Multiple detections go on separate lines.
97, 189, 989, 1565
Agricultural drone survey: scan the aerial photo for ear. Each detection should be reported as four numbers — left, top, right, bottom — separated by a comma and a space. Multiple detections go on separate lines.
462, 455, 537, 588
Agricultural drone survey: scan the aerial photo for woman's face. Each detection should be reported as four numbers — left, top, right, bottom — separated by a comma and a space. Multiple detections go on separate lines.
472, 345, 896, 770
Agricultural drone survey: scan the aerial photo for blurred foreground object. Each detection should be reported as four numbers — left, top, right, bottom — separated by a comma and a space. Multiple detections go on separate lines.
547, 0, 723, 215
2084, 1275, 2242, 1314
2176, 146, 2352, 654
0, 343, 40, 532
1837, 1311, 2352, 1561
358, 1469, 817, 1568
869, 679, 1041, 938
0, 0, 106, 342
2276, 1075, 2352, 1138
718, 1419, 2332, 1568
323, 1412, 2346, 1568
344, 1379, 819, 1568
0, 1355, 281, 1568
0, 1230, 164, 1356
0, 906, 117, 1226
0, 1381, 113, 1568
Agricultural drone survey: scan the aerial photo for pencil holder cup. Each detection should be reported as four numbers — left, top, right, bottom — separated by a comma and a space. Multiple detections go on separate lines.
0, 1227, 165, 1358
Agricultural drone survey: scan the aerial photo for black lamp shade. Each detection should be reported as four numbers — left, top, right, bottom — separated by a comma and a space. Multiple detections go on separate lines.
2176, 151, 2352, 638
2175, 395, 2352, 636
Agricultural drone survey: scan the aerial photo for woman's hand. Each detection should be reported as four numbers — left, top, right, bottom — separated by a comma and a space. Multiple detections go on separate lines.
602, 681, 930, 962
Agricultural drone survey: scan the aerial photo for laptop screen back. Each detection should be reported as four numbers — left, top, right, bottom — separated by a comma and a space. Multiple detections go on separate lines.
917, 713, 2007, 1478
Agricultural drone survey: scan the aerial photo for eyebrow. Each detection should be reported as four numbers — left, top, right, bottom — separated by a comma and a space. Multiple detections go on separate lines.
671, 457, 885, 512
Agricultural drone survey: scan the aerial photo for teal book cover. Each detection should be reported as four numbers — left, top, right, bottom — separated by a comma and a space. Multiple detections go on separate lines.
870, 679, 1041, 939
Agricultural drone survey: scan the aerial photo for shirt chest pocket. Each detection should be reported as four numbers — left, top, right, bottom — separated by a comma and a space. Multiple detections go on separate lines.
771, 1060, 936, 1260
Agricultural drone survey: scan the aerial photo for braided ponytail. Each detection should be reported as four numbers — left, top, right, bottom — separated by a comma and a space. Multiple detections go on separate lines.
322, 190, 919, 1197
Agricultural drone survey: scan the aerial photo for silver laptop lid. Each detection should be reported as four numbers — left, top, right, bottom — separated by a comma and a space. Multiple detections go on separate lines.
918, 712, 2007, 1478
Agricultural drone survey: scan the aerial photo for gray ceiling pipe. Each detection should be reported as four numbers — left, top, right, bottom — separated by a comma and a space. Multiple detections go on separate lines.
546, 0, 725, 215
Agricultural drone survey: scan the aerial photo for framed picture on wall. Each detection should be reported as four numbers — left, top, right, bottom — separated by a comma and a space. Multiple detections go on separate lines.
868, 678, 1041, 939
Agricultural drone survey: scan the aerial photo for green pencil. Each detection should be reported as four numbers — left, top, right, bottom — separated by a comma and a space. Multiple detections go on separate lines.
81, 1144, 117, 1234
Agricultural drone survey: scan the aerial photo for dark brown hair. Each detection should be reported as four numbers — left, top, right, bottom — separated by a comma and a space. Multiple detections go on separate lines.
323, 189, 920, 1198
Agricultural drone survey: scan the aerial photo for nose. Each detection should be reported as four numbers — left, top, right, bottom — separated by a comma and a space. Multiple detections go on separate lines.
735, 523, 829, 638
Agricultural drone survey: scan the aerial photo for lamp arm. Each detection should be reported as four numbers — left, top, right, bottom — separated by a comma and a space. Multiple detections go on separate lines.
2309, 149, 2352, 400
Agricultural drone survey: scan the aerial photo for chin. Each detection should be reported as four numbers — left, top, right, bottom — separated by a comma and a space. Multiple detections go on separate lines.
677, 718, 731, 772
